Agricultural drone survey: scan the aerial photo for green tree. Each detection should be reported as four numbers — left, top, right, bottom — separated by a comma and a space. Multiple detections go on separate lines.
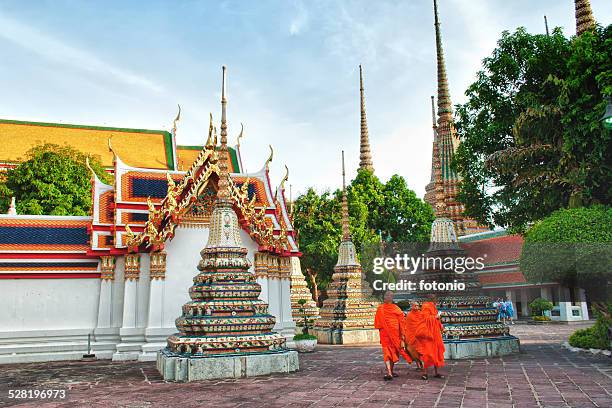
520, 205, 612, 315
293, 188, 341, 297
0, 143, 110, 216
454, 25, 612, 231
293, 171, 433, 300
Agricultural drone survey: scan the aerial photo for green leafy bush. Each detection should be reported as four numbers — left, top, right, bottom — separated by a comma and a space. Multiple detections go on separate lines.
0, 143, 110, 215
529, 298, 554, 316
293, 333, 317, 341
568, 304, 611, 350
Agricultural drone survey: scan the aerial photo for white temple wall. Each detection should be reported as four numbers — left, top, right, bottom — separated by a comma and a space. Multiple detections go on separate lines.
0, 278, 100, 333
162, 226, 210, 328
0, 277, 101, 363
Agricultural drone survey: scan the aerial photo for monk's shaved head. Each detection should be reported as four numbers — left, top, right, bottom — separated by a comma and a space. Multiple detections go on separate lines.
383, 291, 394, 303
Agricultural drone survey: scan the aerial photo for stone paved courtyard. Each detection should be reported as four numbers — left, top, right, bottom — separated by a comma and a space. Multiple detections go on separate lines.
1, 323, 611, 408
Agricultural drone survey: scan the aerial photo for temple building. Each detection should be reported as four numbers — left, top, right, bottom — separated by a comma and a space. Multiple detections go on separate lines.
314, 151, 379, 344
0, 69, 313, 364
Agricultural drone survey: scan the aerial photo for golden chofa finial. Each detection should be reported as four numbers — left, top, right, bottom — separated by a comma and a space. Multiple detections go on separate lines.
280, 165, 289, 192
85, 156, 96, 179
172, 104, 181, 134
206, 113, 214, 148
107, 135, 115, 155
265, 145, 274, 171
236, 123, 244, 149
166, 172, 176, 189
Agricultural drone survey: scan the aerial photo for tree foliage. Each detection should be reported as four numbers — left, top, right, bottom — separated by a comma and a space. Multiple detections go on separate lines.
0, 144, 111, 216
520, 206, 612, 307
454, 25, 612, 231
293, 170, 434, 298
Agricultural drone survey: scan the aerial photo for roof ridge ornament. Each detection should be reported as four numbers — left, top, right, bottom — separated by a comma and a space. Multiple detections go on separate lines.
280, 165, 289, 192
236, 123, 244, 149
172, 104, 181, 135
205, 113, 214, 148
265, 145, 274, 171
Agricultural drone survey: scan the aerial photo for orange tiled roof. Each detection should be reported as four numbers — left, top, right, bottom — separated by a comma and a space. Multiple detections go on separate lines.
462, 234, 524, 265
478, 272, 527, 285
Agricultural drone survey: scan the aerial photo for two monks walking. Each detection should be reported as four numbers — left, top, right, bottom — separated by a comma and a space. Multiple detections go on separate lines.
374, 291, 445, 381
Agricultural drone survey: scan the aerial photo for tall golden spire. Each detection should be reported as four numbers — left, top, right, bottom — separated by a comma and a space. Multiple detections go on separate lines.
341, 150, 350, 241
358, 65, 374, 172
574, 0, 596, 36
217, 65, 230, 202
433, 0, 452, 123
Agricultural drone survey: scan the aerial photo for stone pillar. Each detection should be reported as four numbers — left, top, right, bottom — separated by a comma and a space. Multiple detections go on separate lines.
278, 256, 296, 344
557, 286, 573, 321
141, 251, 167, 361
254, 252, 269, 301
578, 288, 589, 320
93, 256, 119, 359
505, 289, 518, 319
520, 289, 530, 317
113, 253, 142, 361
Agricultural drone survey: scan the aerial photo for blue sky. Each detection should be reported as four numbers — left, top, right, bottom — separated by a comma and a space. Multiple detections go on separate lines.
1, 0, 610, 197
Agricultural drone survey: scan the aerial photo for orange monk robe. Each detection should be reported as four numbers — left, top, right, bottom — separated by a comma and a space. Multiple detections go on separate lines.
413, 302, 445, 368
403, 308, 422, 361
374, 303, 412, 363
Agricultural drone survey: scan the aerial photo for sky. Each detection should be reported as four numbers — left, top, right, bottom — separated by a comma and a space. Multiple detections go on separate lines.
0, 0, 611, 198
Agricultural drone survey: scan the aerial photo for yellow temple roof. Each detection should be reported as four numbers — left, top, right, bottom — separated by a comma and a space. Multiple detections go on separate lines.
177, 145, 240, 173
0, 119, 174, 170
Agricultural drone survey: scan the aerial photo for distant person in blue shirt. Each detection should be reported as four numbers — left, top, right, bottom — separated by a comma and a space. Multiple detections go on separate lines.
503, 298, 515, 325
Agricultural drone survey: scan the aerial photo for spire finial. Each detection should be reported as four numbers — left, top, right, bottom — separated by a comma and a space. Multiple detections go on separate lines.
433, 0, 452, 123
358, 65, 374, 172
431, 95, 437, 128
341, 150, 350, 241
544, 15, 550, 36
217, 66, 230, 201
574, 0, 596, 36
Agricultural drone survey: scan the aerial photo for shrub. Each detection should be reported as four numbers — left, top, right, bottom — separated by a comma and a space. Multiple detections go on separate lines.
529, 298, 554, 316
532, 315, 551, 322
293, 333, 317, 341
568, 307, 611, 350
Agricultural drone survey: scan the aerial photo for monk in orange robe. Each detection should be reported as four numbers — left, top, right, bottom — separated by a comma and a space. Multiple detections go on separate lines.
374, 291, 411, 380
403, 302, 423, 369
413, 297, 445, 380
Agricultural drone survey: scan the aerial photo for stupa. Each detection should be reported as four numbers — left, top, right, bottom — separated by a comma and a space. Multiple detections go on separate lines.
289, 257, 320, 332
314, 151, 379, 344
157, 67, 298, 381
395, 1, 520, 357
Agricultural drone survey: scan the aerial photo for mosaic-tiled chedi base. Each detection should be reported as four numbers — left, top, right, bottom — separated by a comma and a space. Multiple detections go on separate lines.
157, 66, 298, 381
395, 218, 520, 358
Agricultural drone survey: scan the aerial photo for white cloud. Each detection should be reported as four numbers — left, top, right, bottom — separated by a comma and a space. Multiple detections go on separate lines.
0, 13, 163, 93
289, 1, 309, 35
